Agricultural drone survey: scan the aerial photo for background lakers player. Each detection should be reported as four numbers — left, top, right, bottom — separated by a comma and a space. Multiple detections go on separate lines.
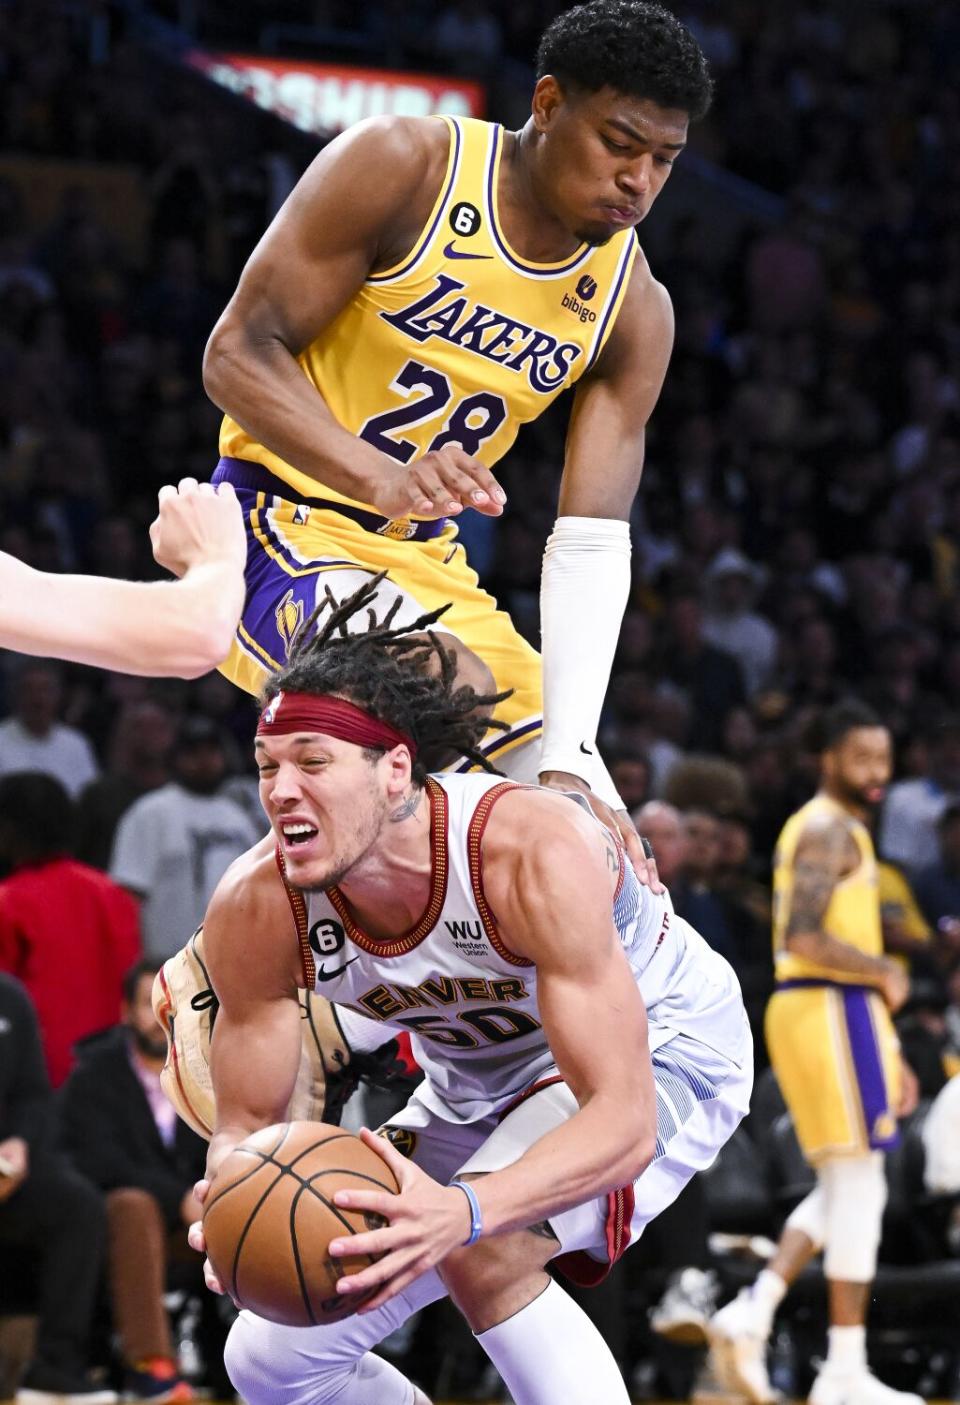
201, 0, 712, 863
709, 701, 920, 1405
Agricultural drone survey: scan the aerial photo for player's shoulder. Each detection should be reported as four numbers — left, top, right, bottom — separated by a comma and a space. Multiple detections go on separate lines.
624, 246, 673, 324
206, 834, 286, 928
325, 114, 450, 188
481, 784, 609, 871
791, 801, 859, 860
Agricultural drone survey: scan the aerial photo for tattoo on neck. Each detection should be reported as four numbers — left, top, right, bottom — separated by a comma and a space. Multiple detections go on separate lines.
389, 790, 420, 823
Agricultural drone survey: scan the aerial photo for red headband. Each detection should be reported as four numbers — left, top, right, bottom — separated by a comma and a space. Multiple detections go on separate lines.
257, 691, 417, 759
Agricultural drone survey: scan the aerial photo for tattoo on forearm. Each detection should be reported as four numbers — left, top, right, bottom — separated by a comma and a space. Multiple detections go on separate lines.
785, 818, 855, 936
602, 835, 620, 874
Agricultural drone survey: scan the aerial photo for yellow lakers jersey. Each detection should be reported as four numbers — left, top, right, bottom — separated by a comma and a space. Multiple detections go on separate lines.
772, 794, 882, 983
220, 116, 638, 512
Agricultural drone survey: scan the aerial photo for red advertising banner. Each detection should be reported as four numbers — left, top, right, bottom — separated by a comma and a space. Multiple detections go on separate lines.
188, 51, 485, 135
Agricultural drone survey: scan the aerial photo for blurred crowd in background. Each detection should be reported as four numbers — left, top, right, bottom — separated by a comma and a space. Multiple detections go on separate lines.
1, 1, 960, 1396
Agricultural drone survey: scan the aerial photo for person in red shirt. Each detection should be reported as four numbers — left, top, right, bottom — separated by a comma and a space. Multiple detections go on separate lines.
0, 771, 141, 1085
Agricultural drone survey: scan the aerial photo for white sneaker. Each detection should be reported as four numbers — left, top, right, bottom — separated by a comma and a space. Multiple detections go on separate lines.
707, 1289, 777, 1404
650, 1267, 718, 1345
809, 1366, 924, 1405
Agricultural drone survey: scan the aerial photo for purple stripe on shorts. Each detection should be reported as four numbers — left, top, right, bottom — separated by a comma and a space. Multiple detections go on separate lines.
841, 987, 899, 1151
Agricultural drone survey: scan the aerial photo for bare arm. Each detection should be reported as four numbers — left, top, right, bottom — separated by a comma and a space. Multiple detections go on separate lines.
558, 259, 674, 520
784, 814, 907, 1007
0, 481, 245, 678
539, 263, 674, 861
328, 793, 656, 1307
201, 850, 304, 1181
204, 117, 503, 521
468, 793, 656, 1235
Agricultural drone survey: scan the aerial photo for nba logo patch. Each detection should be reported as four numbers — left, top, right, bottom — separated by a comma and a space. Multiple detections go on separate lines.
293, 503, 310, 525
262, 692, 284, 725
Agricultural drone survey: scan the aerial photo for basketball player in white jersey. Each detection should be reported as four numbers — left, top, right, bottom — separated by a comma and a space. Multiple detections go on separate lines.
187, 583, 752, 1405
0, 479, 245, 677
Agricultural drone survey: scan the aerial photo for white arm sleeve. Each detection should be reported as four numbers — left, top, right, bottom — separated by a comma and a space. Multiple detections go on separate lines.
538, 515, 631, 796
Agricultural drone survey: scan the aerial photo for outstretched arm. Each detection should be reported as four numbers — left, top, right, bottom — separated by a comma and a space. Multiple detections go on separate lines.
538, 262, 674, 866
0, 480, 245, 677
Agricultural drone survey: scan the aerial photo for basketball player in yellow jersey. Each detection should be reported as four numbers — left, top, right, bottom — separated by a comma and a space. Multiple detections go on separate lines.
709, 701, 921, 1405
201, 0, 713, 860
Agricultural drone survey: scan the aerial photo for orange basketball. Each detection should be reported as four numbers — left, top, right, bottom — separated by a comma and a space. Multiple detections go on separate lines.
202, 1121, 399, 1326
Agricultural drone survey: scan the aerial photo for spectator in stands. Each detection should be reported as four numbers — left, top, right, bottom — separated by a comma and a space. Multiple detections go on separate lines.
59, 959, 208, 1403
110, 718, 259, 960
631, 800, 687, 886
0, 973, 110, 1404
75, 701, 175, 871
0, 772, 140, 1085
0, 660, 98, 797
701, 548, 778, 697
606, 747, 652, 815
913, 803, 960, 944
656, 590, 746, 752
670, 808, 743, 968
880, 716, 960, 873
432, 0, 502, 74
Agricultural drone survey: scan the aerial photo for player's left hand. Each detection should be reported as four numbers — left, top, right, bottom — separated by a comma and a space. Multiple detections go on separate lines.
538, 771, 664, 893
329, 1128, 473, 1312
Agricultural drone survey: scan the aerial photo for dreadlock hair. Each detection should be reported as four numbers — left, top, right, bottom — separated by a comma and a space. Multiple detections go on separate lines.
537, 1, 713, 121
261, 575, 512, 784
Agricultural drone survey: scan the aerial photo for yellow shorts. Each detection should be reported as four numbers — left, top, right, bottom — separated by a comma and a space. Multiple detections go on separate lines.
765, 981, 901, 1165
216, 461, 543, 768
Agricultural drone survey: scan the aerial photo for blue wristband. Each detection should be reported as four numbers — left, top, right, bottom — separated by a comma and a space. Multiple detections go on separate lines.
450, 1178, 483, 1246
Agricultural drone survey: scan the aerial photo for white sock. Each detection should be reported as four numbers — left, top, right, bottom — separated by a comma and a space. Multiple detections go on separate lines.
476, 1279, 629, 1405
224, 1268, 444, 1405
825, 1324, 867, 1374
748, 1268, 787, 1333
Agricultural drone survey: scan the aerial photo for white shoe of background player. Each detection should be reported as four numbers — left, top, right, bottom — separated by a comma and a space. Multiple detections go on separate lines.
707, 1287, 778, 1403
809, 1365, 924, 1405
650, 1266, 718, 1345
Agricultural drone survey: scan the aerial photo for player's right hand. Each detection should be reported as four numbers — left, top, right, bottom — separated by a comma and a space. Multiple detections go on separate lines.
150, 478, 246, 579
369, 446, 506, 520
877, 959, 910, 1013
187, 1176, 226, 1295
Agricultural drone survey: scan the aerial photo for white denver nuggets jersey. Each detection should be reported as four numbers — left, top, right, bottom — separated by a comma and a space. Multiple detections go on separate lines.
296, 774, 745, 1122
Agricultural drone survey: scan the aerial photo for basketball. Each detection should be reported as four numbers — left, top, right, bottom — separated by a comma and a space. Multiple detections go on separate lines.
202, 1121, 400, 1326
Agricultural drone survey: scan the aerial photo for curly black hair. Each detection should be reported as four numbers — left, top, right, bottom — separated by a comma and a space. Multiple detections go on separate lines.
537, 1, 713, 121
809, 699, 885, 754
260, 575, 511, 784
